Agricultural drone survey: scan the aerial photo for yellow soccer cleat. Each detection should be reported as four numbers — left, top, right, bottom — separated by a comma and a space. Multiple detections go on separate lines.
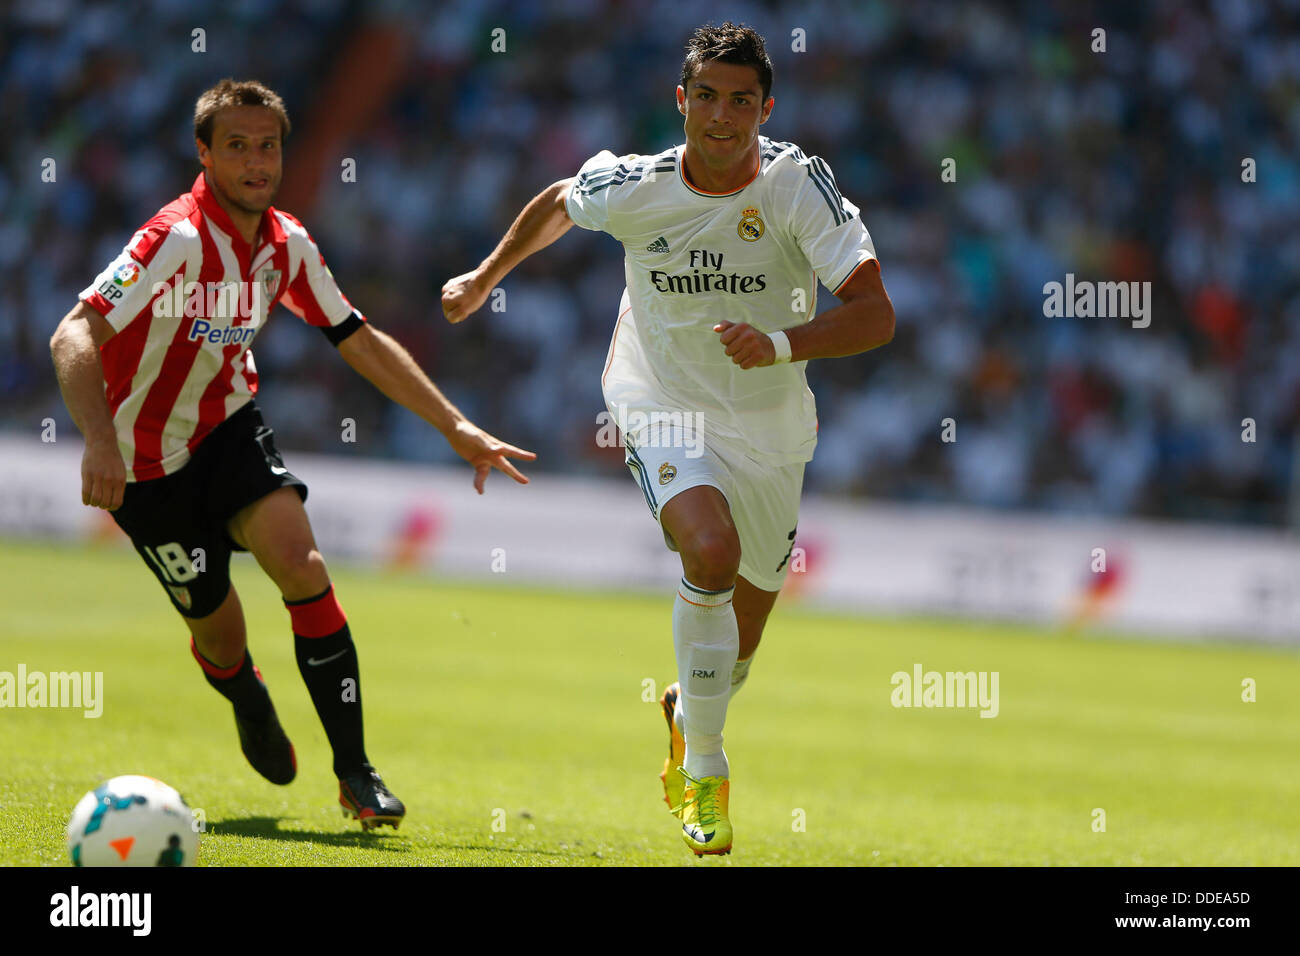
673, 768, 732, 856
659, 681, 686, 817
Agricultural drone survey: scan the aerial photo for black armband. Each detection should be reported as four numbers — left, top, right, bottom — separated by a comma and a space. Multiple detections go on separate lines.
320, 311, 364, 346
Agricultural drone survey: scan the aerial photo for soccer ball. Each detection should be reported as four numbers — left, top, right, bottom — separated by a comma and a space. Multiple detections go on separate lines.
66, 775, 199, 867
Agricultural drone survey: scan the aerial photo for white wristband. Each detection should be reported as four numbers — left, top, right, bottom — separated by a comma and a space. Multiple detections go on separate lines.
768, 330, 793, 364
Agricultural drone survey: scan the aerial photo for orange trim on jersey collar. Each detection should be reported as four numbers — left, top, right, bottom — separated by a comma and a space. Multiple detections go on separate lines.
678, 147, 761, 197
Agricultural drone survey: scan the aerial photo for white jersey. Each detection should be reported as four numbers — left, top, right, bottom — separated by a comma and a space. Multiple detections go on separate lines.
566, 136, 877, 465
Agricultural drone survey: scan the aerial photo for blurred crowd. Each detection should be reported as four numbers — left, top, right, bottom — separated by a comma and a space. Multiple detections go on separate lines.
4, 0, 1298, 524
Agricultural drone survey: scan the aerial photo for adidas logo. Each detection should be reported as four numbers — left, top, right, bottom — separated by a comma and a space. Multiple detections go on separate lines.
646, 236, 670, 254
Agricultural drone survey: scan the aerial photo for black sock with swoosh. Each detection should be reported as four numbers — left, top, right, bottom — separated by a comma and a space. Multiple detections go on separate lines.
286, 586, 368, 777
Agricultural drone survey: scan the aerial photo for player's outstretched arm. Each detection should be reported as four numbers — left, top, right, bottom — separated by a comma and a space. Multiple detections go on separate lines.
441, 177, 575, 324
50, 302, 125, 510
336, 323, 536, 494
715, 261, 895, 369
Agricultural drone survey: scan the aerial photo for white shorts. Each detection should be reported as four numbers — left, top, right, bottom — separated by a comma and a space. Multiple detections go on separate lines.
622, 424, 804, 592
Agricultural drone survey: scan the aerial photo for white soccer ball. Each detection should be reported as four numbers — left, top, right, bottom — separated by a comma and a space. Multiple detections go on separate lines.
67, 775, 199, 867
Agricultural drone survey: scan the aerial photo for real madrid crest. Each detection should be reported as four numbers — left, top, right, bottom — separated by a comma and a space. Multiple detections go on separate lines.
738, 207, 764, 242
658, 462, 677, 485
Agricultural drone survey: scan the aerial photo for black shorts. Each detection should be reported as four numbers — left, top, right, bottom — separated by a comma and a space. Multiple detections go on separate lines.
112, 401, 307, 619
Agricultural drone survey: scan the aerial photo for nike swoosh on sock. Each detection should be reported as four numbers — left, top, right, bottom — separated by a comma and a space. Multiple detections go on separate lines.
306, 649, 349, 666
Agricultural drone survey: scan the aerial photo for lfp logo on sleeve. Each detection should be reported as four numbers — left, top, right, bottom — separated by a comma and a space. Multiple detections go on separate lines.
113, 262, 141, 288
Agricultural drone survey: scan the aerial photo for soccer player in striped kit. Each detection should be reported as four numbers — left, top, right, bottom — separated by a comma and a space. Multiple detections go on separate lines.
51, 79, 535, 830
442, 24, 895, 854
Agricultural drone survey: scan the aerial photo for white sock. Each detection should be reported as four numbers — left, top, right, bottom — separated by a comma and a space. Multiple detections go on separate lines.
673, 577, 738, 780
673, 654, 752, 736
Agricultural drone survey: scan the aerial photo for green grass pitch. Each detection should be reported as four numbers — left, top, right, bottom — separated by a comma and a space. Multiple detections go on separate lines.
2, 537, 1297, 866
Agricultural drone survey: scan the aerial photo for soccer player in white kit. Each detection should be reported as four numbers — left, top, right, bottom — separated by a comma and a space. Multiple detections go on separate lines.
442, 23, 895, 855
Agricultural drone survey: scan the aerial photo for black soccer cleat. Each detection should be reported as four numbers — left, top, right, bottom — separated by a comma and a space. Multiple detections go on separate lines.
233, 702, 297, 785
339, 765, 405, 831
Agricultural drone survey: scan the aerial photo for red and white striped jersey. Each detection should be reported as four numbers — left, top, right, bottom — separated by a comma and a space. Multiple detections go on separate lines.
79, 172, 364, 482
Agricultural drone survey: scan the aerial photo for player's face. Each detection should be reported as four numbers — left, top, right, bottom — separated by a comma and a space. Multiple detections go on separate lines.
196, 106, 284, 218
677, 61, 773, 169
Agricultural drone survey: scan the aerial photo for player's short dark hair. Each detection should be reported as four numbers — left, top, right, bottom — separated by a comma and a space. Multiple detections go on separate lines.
680, 22, 773, 101
194, 78, 291, 146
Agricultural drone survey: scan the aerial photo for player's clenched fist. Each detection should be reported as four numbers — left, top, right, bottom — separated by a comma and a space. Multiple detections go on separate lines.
81, 437, 126, 511
441, 270, 492, 324
714, 321, 777, 369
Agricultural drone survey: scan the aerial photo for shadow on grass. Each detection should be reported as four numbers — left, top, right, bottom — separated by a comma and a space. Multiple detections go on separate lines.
211, 816, 577, 860
428, 843, 574, 860
212, 816, 410, 851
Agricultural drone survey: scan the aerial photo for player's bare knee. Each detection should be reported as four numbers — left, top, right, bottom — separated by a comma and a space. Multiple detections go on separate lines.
274, 549, 330, 601
680, 531, 741, 589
